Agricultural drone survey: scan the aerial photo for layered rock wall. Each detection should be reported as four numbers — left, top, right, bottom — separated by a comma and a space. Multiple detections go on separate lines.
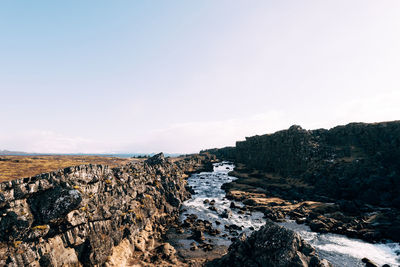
205, 121, 400, 208
0, 154, 207, 266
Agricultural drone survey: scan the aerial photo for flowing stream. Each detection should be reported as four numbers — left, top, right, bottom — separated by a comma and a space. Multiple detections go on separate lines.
180, 162, 400, 266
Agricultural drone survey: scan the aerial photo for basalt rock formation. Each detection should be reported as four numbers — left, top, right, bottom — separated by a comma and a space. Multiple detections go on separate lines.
205, 121, 400, 207
0, 153, 211, 267
207, 220, 331, 267
204, 121, 400, 242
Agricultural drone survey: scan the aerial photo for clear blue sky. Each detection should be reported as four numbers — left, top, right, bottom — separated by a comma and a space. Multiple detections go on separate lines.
1, 1, 400, 153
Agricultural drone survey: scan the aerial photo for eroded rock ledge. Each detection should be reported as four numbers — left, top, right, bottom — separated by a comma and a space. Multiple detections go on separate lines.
0, 153, 214, 267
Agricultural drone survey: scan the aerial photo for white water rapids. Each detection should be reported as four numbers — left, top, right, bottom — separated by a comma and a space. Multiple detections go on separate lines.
180, 162, 400, 266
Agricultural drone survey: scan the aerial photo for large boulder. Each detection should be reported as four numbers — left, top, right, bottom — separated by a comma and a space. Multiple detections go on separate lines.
207, 220, 331, 267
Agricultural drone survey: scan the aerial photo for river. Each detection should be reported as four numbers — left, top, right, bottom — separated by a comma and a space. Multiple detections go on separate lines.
180, 162, 400, 266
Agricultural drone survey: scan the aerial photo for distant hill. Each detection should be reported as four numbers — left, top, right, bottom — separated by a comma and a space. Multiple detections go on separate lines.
0, 150, 30, 155
0, 150, 181, 158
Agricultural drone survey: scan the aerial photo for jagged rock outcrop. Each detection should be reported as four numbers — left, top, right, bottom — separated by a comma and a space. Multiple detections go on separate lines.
0, 153, 206, 266
207, 220, 331, 267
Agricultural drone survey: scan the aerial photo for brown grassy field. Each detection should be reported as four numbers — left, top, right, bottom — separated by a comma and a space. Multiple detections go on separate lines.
0, 155, 136, 182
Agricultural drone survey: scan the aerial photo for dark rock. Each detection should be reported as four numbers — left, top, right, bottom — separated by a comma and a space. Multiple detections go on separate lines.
145, 153, 166, 165
191, 229, 205, 242
0, 211, 32, 241
208, 206, 217, 212
208, 228, 220, 236
309, 219, 330, 233
220, 209, 232, 219
361, 257, 378, 267
207, 220, 331, 267
199, 242, 214, 251
28, 187, 82, 224
296, 217, 306, 224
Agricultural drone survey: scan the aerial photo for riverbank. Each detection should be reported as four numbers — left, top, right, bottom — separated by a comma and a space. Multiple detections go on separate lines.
222, 163, 400, 244
173, 162, 398, 266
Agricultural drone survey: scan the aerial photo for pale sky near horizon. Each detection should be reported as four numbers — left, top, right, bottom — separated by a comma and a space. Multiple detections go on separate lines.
1, 1, 400, 154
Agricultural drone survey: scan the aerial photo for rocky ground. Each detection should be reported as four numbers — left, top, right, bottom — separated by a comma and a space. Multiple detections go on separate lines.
164, 202, 334, 267
165, 223, 228, 266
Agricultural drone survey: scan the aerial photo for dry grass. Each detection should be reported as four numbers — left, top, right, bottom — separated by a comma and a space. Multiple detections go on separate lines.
228, 189, 329, 214
0, 155, 136, 182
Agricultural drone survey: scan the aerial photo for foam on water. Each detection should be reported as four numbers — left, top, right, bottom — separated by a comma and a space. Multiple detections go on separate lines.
180, 162, 400, 266
278, 220, 400, 266
180, 162, 264, 246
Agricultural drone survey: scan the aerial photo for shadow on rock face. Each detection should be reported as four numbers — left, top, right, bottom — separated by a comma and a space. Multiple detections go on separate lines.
28, 186, 82, 225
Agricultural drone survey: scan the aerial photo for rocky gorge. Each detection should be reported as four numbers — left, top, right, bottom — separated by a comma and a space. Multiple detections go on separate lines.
0, 152, 338, 267
1, 120, 399, 266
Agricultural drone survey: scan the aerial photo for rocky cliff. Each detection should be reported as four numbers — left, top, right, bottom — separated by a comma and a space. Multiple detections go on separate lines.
0, 153, 212, 267
206, 121, 400, 208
